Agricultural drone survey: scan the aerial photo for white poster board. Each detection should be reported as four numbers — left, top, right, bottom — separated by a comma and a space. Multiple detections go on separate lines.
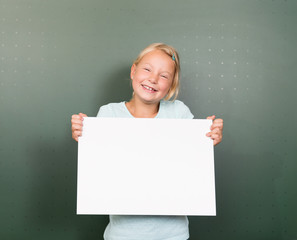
77, 117, 216, 216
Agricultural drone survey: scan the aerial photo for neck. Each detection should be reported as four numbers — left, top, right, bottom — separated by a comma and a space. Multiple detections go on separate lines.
126, 97, 160, 118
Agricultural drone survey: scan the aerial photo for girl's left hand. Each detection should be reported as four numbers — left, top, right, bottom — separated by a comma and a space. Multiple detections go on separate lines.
206, 115, 223, 146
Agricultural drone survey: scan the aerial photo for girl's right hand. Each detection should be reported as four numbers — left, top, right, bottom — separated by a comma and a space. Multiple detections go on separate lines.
71, 113, 88, 142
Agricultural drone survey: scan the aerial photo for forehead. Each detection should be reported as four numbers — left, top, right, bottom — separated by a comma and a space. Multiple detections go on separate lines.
139, 50, 175, 71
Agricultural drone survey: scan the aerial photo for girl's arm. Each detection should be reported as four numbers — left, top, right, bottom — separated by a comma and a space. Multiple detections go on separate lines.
71, 113, 88, 142
206, 115, 223, 146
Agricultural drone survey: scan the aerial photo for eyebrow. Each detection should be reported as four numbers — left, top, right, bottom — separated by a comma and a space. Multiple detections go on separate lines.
142, 63, 173, 75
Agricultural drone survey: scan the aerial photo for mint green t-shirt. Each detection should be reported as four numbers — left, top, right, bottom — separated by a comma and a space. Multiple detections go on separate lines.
96, 100, 194, 240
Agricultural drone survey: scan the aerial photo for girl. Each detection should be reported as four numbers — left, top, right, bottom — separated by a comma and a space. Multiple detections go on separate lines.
71, 43, 223, 240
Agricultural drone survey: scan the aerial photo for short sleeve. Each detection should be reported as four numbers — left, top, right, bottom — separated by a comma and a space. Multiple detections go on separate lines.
96, 105, 114, 118
175, 100, 194, 119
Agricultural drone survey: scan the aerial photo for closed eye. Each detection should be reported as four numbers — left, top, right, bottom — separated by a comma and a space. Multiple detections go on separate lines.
161, 75, 168, 79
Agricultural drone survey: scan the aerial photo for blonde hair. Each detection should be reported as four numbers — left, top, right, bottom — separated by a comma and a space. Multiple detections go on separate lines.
133, 43, 180, 101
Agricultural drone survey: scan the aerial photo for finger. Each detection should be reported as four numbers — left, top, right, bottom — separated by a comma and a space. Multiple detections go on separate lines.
71, 114, 81, 120
210, 128, 221, 134
213, 138, 222, 146
213, 118, 223, 125
71, 124, 83, 131
71, 118, 83, 125
79, 113, 88, 119
211, 125, 223, 131
206, 132, 219, 139
207, 115, 216, 121
210, 119, 223, 130
72, 130, 82, 138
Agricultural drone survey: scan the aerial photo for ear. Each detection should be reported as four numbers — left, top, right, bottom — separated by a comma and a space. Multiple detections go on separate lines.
130, 64, 136, 80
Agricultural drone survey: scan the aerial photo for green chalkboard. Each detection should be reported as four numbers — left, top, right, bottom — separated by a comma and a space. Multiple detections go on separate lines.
0, 0, 296, 239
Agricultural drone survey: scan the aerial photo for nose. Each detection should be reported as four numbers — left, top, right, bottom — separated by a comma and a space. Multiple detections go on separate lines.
148, 72, 158, 84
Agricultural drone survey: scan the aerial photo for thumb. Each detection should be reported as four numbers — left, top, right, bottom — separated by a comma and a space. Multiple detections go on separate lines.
79, 113, 88, 120
207, 115, 215, 121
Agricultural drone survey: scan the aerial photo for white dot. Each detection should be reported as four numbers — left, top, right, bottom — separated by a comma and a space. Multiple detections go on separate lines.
221, 100, 224, 103
246, 75, 249, 78
1, 44, 4, 47
208, 61, 211, 64
2, 18, 6, 21
221, 88, 224, 91
195, 35, 199, 39
221, 36, 224, 39
28, 18, 32, 22
14, 57, 18, 61
208, 74, 211, 77
27, 57, 31, 61
41, 45, 44, 48
221, 62, 224, 64
28, 32, 31, 35
246, 88, 249, 90
195, 61, 198, 64
14, 70, 17, 73
183, 36, 186, 39
221, 75, 224, 77
246, 62, 249, 64
221, 24, 225, 27
15, 31, 18, 34
234, 88, 237, 91
208, 87, 211, 90
208, 49, 212, 52
234, 62, 237, 64
208, 36, 212, 39
196, 48, 199, 51
28, 44, 31, 47
196, 74, 199, 77
234, 75, 237, 78
16, 18, 19, 22
234, 36, 237, 39
233, 49, 237, 52
1, 70, 4, 73
15, 44, 18, 47
221, 49, 224, 52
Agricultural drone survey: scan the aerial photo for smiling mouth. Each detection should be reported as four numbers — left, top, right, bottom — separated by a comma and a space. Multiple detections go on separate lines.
142, 84, 157, 92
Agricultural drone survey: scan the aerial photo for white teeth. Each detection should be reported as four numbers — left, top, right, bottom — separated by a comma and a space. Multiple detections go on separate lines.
143, 85, 155, 91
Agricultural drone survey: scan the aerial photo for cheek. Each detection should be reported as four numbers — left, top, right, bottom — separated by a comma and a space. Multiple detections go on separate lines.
159, 79, 173, 91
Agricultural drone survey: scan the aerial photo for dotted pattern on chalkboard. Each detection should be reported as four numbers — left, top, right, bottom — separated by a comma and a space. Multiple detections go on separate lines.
0, 0, 295, 239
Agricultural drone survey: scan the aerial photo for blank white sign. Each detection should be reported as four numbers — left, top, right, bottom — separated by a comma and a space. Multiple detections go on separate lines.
77, 117, 216, 216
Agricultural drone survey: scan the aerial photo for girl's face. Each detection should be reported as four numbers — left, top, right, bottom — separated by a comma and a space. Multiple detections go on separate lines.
130, 50, 175, 105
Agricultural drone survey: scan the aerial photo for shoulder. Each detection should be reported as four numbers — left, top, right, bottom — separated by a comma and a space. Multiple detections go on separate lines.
160, 100, 194, 119
96, 102, 125, 117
